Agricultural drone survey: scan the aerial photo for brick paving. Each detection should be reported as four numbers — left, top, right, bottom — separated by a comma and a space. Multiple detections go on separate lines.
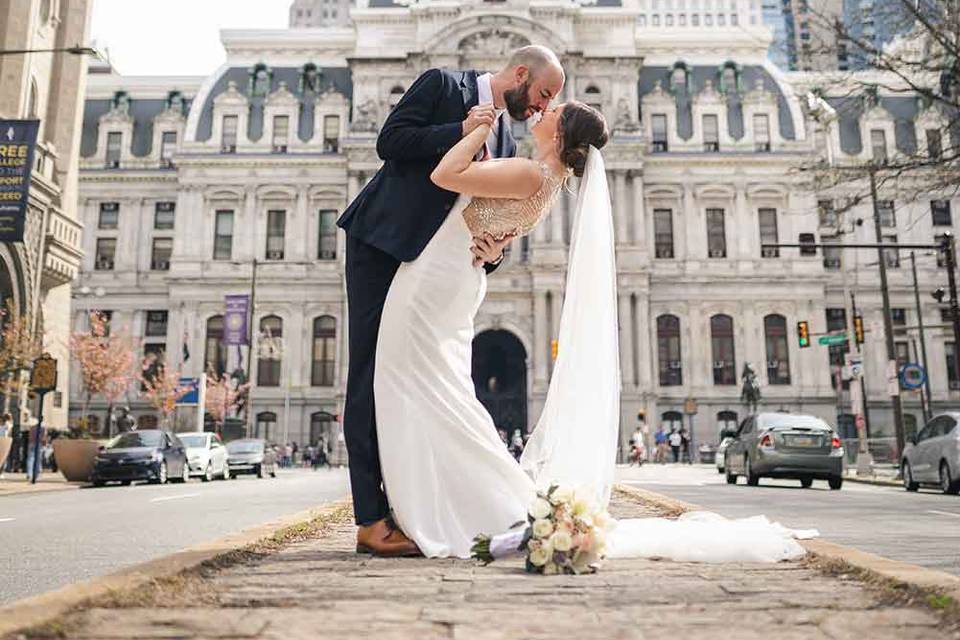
16, 491, 955, 640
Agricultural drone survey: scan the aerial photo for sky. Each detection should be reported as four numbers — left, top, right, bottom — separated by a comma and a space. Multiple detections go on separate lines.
90, 1, 290, 76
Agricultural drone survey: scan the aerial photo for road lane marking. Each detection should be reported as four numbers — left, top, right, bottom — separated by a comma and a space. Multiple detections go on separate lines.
149, 493, 200, 503
928, 510, 960, 519
0, 518, 14, 523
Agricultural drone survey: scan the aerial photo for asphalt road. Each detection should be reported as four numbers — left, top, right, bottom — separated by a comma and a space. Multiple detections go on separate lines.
0, 467, 349, 604
617, 464, 960, 576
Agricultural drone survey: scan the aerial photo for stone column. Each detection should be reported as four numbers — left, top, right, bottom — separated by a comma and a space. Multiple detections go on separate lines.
242, 186, 257, 262
637, 293, 653, 390
293, 185, 310, 261
734, 182, 752, 260
618, 290, 635, 390
533, 290, 549, 385
629, 170, 645, 249
681, 183, 695, 260
614, 171, 628, 244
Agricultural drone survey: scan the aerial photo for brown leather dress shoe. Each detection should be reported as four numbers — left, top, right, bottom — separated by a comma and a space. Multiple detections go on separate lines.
356, 518, 422, 558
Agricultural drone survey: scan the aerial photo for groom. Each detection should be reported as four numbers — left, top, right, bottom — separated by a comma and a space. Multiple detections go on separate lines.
337, 46, 566, 556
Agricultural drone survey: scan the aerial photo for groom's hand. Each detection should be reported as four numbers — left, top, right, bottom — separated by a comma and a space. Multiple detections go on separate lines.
472, 232, 514, 267
463, 105, 496, 137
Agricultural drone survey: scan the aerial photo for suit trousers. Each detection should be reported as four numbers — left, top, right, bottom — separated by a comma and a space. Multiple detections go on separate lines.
343, 234, 401, 525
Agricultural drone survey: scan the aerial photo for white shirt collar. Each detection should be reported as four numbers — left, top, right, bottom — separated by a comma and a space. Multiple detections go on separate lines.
477, 73, 503, 118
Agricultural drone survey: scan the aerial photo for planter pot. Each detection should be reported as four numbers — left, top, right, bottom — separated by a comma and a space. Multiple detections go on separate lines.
53, 439, 100, 482
0, 436, 10, 471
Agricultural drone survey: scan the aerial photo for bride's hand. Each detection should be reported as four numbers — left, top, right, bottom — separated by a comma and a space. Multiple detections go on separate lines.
471, 232, 515, 267
462, 105, 496, 137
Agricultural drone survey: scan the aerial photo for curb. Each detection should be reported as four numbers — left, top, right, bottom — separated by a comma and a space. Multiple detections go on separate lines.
614, 482, 960, 604
0, 496, 351, 638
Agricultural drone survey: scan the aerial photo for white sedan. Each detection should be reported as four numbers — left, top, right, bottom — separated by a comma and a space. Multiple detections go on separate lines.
178, 432, 230, 482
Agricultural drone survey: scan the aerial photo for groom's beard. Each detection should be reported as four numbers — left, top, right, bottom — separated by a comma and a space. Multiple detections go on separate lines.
504, 79, 535, 121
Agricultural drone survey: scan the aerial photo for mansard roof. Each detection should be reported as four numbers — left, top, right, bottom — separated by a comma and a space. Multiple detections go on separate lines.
81, 97, 192, 158
826, 95, 921, 155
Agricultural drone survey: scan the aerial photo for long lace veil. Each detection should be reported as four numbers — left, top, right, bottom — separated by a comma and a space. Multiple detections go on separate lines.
520, 146, 621, 507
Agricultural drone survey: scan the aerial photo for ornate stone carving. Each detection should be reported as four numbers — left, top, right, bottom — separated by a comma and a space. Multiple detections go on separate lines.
614, 97, 640, 133
458, 29, 531, 58
351, 98, 380, 132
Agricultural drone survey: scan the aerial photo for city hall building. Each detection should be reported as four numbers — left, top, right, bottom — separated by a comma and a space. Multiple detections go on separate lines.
74, 0, 957, 458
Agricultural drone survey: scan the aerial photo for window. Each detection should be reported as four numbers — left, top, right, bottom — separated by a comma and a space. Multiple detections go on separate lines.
926, 129, 942, 160
106, 132, 122, 168
947, 342, 960, 390
822, 236, 841, 270
654, 208, 674, 258
145, 310, 168, 337
706, 208, 726, 258
702, 114, 719, 152
257, 316, 282, 387
651, 115, 668, 152
717, 410, 738, 437
312, 316, 336, 386
205, 315, 226, 375
870, 129, 887, 164
318, 209, 337, 260
895, 341, 910, 368
758, 208, 778, 258
154, 202, 175, 230
891, 308, 906, 326
932, 200, 952, 226
98, 202, 119, 230
255, 412, 276, 440
818, 199, 837, 227
764, 314, 791, 385
826, 308, 849, 390
95, 238, 116, 270
272, 115, 289, 153
150, 238, 172, 271
310, 412, 335, 447
878, 200, 895, 227
657, 315, 682, 386
882, 234, 899, 268
799, 232, 817, 256
266, 210, 285, 260
753, 114, 770, 152
583, 85, 602, 113
214, 210, 234, 260
221, 115, 238, 153
937, 234, 949, 267
711, 314, 736, 385
160, 131, 176, 166
323, 115, 340, 153
661, 411, 683, 431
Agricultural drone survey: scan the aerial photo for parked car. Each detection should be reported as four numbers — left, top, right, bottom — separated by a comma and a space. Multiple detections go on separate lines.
225, 438, 277, 478
724, 413, 844, 490
178, 432, 230, 481
91, 430, 189, 486
716, 436, 734, 474
901, 412, 960, 495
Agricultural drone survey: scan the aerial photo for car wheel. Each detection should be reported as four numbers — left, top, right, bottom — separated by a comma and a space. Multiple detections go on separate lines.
828, 476, 843, 490
155, 460, 168, 485
223, 466, 232, 480
202, 463, 213, 482
725, 464, 738, 485
121, 480, 132, 486
902, 460, 919, 492
92, 478, 105, 487
800, 477, 813, 489
745, 456, 760, 486
176, 462, 189, 484
940, 462, 960, 495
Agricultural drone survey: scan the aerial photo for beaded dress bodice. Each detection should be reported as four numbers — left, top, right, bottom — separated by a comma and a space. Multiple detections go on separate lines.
462, 163, 569, 240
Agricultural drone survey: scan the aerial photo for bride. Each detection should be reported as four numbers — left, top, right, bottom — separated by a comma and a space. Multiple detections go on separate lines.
374, 101, 813, 562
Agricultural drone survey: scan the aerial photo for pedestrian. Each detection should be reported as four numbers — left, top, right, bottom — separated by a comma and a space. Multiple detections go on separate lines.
0, 412, 10, 478
497, 428, 508, 446
304, 445, 314, 468
628, 426, 645, 465
680, 428, 692, 464
509, 430, 524, 461
292, 441, 300, 467
653, 426, 667, 464
669, 428, 682, 463
25, 419, 43, 482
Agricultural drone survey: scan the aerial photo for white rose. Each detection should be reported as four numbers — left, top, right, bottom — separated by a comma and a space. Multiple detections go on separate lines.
532, 518, 554, 539
551, 486, 574, 503
543, 562, 560, 575
550, 530, 574, 552
528, 546, 550, 567
529, 497, 552, 520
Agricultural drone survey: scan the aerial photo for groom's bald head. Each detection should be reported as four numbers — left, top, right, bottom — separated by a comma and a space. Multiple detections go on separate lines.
496, 45, 565, 120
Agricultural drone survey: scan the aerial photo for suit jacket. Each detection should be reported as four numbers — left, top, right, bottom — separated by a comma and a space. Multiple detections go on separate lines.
337, 68, 518, 266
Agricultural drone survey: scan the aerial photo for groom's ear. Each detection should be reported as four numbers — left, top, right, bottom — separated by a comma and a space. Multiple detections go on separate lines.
513, 65, 529, 86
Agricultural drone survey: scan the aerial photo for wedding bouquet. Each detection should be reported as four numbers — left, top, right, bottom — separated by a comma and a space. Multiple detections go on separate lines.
471, 484, 611, 575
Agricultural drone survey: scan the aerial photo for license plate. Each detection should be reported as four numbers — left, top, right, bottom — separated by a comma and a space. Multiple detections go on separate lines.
788, 435, 818, 447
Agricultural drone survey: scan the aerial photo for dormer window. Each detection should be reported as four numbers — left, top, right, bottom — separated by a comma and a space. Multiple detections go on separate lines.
323, 115, 340, 153
388, 86, 405, 111
250, 64, 272, 97
652, 114, 668, 152
272, 115, 289, 153
106, 132, 122, 168
703, 114, 719, 152
222, 115, 238, 153
870, 128, 887, 164
753, 114, 770, 152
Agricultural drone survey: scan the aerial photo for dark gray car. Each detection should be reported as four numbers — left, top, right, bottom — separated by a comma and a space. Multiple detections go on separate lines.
225, 438, 277, 479
901, 413, 960, 495
724, 413, 844, 490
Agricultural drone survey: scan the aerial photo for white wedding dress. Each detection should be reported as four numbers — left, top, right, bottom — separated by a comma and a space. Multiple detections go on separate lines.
374, 149, 815, 561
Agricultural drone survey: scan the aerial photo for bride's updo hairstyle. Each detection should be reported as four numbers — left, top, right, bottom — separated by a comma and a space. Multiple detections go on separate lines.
558, 101, 609, 177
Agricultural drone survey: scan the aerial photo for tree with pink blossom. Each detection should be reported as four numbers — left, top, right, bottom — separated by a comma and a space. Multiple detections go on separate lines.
69, 312, 137, 435
139, 353, 191, 429
204, 367, 248, 432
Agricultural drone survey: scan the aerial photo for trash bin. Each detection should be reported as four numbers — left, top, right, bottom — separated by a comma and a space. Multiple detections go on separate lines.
698, 444, 717, 464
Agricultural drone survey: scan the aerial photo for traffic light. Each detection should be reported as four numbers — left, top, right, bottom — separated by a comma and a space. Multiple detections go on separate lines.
853, 315, 865, 345
797, 320, 811, 348
551, 339, 559, 361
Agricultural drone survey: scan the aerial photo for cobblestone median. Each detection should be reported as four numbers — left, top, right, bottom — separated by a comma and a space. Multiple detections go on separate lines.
15, 490, 954, 640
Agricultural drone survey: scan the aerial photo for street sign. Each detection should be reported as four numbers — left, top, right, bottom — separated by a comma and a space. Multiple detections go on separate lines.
846, 353, 863, 378
177, 377, 201, 405
818, 333, 848, 346
899, 363, 926, 390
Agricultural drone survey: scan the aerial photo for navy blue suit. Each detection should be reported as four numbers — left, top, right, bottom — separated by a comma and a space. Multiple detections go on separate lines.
338, 68, 517, 525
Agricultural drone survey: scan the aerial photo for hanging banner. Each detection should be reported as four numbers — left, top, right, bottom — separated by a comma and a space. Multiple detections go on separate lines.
0, 120, 40, 242
224, 294, 250, 345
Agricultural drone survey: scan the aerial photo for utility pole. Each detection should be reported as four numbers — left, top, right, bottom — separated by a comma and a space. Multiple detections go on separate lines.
868, 167, 906, 459
849, 292, 873, 472
942, 233, 960, 387
909, 251, 932, 423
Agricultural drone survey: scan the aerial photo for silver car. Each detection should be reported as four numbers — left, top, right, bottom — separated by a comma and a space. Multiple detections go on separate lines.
724, 412, 844, 490
901, 413, 960, 495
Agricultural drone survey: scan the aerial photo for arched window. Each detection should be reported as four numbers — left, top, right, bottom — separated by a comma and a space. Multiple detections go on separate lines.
657, 314, 682, 386
764, 314, 791, 385
584, 85, 603, 113
388, 85, 405, 111
710, 314, 736, 385
257, 315, 283, 387
256, 412, 276, 441
205, 315, 226, 376
310, 411, 336, 447
661, 410, 683, 431
312, 316, 336, 386
717, 410, 738, 437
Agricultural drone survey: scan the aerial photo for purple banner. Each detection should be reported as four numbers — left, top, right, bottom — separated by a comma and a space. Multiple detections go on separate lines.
224, 294, 249, 345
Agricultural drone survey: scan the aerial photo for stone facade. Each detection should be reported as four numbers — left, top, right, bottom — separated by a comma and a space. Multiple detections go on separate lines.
74, 0, 957, 457
0, 0, 89, 428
